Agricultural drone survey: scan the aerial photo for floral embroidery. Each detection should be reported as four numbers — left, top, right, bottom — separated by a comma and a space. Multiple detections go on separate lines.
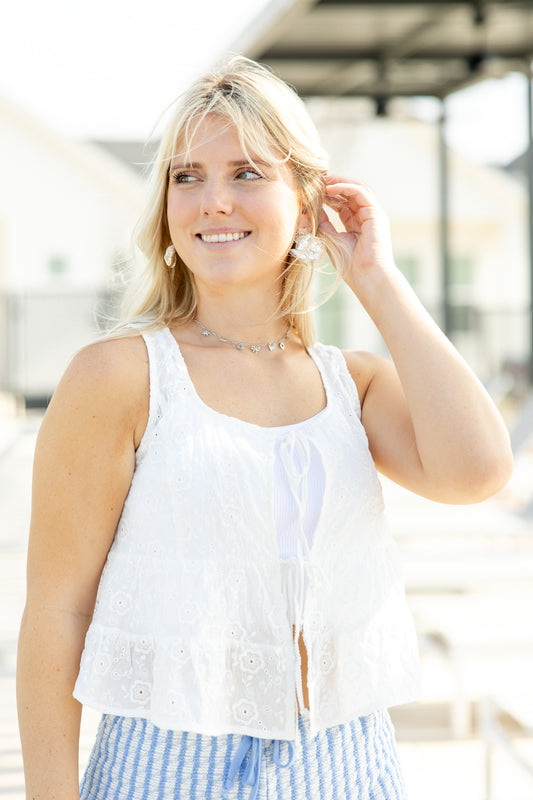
169, 642, 190, 663
110, 591, 132, 615
174, 471, 191, 492
131, 681, 151, 704
178, 601, 199, 625
239, 651, 264, 672
166, 690, 186, 712
221, 504, 244, 528
226, 622, 245, 640
73, 333, 420, 738
94, 654, 111, 675
136, 636, 153, 652
319, 651, 335, 675
232, 699, 257, 724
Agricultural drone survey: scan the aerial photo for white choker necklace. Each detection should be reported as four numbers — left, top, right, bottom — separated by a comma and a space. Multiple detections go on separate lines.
193, 318, 290, 353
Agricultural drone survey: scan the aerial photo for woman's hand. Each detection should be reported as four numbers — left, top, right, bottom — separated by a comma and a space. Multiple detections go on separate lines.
320, 177, 513, 504
319, 176, 396, 290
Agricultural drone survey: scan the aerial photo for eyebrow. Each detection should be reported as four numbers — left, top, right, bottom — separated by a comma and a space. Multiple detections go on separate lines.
169, 158, 270, 170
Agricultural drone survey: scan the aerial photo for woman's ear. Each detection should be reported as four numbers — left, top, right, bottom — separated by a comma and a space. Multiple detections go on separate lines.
297, 206, 314, 233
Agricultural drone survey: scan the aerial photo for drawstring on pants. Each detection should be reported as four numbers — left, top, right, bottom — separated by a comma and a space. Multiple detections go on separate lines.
222, 432, 325, 798
222, 736, 295, 800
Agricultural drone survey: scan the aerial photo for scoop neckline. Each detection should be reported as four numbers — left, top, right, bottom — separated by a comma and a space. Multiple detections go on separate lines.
162, 326, 331, 433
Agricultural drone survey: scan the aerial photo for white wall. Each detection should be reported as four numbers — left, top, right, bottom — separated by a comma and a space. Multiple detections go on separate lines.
0, 95, 143, 293
0, 96, 145, 399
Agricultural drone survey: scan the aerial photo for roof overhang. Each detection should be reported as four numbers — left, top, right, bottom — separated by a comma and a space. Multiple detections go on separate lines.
235, 0, 533, 100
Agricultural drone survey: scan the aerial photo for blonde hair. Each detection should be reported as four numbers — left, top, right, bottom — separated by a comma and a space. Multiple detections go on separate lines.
121, 56, 341, 346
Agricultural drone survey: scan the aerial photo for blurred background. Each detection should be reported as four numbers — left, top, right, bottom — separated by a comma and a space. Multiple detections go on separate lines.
1, 1, 533, 798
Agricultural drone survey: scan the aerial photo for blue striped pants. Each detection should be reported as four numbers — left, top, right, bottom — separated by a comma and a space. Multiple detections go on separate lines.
80, 710, 407, 799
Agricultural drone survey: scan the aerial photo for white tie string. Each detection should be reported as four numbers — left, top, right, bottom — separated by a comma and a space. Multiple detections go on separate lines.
278, 430, 314, 713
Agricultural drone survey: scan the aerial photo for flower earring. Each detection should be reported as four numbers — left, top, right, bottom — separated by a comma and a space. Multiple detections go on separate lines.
164, 244, 176, 268
290, 231, 323, 266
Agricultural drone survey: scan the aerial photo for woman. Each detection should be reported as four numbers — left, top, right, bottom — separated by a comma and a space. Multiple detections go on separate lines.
17, 57, 512, 799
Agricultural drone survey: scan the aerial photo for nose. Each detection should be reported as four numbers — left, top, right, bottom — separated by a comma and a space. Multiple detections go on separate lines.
200, 177, 233, 216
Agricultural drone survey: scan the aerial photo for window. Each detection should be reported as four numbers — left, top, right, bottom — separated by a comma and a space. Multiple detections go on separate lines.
449, 255, 474, 288
314, 266, 343, 346
47, 255, 69, 277
449, 304, 479, 333
395, 256, 419, 288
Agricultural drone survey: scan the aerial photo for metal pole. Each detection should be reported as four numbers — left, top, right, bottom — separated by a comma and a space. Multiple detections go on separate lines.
438, 103, 452, 336
527, 67, 533, 383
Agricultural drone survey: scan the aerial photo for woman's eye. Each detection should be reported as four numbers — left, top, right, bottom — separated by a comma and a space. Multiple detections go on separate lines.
236, 168, 262, 181
172, 172, 197, 184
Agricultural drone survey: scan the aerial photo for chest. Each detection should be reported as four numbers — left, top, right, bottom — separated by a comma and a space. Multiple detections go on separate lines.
176, 345, 327, 428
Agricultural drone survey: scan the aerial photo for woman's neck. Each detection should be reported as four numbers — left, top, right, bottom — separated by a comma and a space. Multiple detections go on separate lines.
193, 290, 289, 346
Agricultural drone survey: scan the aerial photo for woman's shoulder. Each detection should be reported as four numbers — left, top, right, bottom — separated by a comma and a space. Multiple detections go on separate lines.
48, 334, 150, 447
67, 333, 148, 391
310, 343, 385, 413
340, 348, 390, 410
312, 341, 383, 375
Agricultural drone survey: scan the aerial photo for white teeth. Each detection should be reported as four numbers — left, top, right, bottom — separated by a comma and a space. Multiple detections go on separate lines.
200, 232, 248, 243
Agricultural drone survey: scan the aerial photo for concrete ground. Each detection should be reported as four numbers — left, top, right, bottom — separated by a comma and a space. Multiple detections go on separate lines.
2, 407, 533, 800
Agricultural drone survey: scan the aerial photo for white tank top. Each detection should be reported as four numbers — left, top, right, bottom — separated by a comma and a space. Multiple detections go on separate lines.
74, 328, 420, 740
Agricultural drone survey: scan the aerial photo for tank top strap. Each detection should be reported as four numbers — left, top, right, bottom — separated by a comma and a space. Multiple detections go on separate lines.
309, 342, 362, 421
134, 326, 187, 462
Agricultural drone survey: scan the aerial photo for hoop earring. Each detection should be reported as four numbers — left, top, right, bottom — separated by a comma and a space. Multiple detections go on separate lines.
164, 244, 176, 268
290, 232, 323, 266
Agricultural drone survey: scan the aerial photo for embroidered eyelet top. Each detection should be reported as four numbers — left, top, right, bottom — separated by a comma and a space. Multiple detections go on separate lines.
73, 327, 420, 739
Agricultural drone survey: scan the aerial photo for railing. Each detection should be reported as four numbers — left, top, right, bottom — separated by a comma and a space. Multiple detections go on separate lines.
0, 290, 531, 404
0, 289, 122, 404
478, 696, 533, 800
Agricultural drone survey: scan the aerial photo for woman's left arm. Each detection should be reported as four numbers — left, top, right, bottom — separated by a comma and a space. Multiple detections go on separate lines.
320, 177, 513, 504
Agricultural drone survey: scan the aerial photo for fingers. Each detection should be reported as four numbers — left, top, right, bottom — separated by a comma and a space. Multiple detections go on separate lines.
317, 208, 340, 236
323, 177, 386, 226
324, 180, 374, 208
323, 192, 349, 213
324, 174, 372, 193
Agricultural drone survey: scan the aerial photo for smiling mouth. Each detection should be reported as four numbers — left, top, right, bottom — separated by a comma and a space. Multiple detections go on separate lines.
198, 232, 251, 243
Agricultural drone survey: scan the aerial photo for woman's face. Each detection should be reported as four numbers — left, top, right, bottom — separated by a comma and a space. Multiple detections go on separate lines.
166, 115, 308, 294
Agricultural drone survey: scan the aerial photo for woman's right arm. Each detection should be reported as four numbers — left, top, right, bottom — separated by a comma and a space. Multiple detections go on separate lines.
17, 335, 148, 800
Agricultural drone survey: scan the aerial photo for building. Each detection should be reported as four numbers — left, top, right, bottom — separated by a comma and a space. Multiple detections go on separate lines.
0, 91, 528, 404
309, 100, 529, 381
0, 94, 145, 405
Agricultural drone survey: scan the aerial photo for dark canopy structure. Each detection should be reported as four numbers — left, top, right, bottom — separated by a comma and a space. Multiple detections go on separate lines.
237, 0, 533, 101
235, 0, 533, 378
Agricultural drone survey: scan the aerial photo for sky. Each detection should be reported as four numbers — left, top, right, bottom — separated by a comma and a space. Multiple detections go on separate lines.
1, 0, 529, 166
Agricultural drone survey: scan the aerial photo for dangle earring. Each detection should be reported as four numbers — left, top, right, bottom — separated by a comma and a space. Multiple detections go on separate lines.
164, 244, 176, 268
290, 231, 323, 266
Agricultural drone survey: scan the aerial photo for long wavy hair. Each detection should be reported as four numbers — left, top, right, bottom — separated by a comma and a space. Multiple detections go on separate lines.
119, 56, 343, 346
